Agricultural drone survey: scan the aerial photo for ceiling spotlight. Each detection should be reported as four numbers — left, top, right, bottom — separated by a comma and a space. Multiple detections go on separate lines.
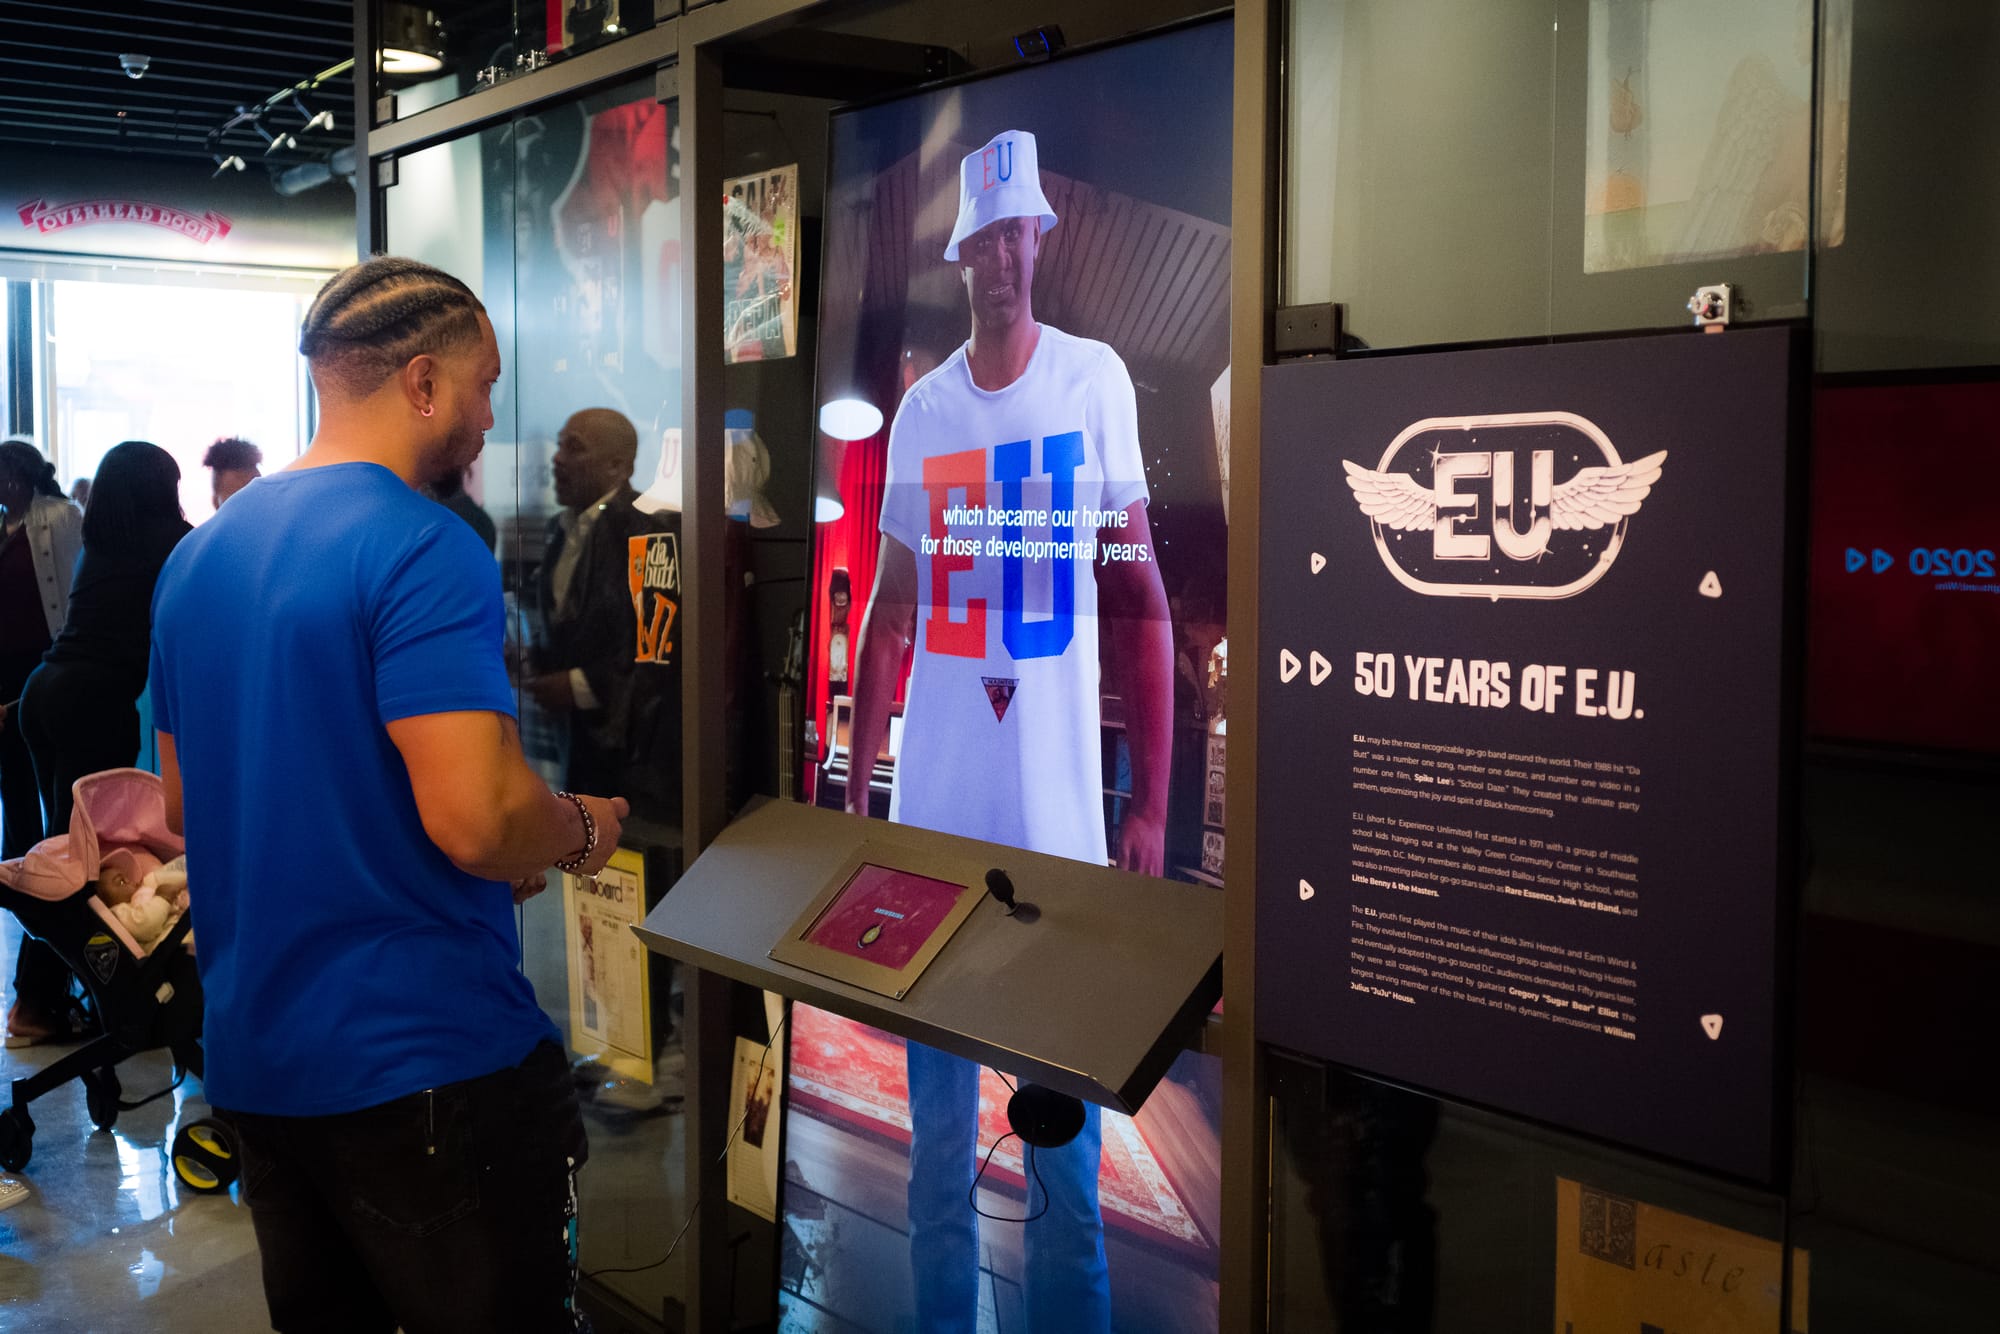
263, 133, 297, 156
380, 47, 444, 75
118, 53, 150, 80
210, 154, 246, 177
379, 4, 446, 77
289, 95, 337, 133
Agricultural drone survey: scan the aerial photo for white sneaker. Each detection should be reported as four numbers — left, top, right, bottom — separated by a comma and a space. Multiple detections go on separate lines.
0, 1176, 29, 1212
592, 1076, 683, 1116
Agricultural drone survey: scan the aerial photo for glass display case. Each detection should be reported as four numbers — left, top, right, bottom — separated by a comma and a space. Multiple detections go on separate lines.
381, 72, 694, 1319
372, 0, 659, 122
1283, 0, 1820, 348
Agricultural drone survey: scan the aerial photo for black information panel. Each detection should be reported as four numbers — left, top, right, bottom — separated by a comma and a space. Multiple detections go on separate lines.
1255, 329, 1800, 1183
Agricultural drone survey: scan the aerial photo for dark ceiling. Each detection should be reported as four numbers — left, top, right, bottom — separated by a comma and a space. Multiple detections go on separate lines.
0, 0, 356, 170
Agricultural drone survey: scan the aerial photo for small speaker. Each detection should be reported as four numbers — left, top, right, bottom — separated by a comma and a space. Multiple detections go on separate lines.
1006, 1084, 1085, 1149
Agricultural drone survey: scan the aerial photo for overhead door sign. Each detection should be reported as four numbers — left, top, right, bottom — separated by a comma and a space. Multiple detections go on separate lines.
1256, 329, 1801, 1182
17, 198, 234, 245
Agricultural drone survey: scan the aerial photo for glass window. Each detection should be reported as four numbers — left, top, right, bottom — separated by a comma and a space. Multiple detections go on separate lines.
1814, 0, 1999, 372
1267, 1057, 1795, 1334
47, 279, 312, 522
1282, 0, 1816, 349
382, 73, 690, 1321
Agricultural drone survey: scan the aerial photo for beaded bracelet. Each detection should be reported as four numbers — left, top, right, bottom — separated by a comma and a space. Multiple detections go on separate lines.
552, 791, 596, 872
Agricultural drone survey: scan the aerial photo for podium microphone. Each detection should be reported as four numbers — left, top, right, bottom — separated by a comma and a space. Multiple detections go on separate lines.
985, 869, 1039, 922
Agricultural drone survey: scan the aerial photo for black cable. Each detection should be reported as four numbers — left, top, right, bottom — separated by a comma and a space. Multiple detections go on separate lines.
969, 1133, 1049, 1224
116, 1066, 187, 1112
993, 1069, 1017, 1094
583, 1007, 790, 1281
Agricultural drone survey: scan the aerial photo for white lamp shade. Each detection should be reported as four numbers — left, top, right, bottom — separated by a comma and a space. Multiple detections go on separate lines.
818, 398, 883, 442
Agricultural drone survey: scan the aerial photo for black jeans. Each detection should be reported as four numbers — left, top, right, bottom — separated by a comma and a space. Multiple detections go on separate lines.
227, 1040, 591, 1334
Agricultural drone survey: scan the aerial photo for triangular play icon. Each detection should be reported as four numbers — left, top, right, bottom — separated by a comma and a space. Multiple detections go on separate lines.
1310, 552, 1326, 574
1700, 1013, 1724, 1041
1279, 648, 1302, 683
1298, 879, 1315, 901
981, 676, 1019, 723
1699, 571, 1723, 599
1309, 651, 1332, 686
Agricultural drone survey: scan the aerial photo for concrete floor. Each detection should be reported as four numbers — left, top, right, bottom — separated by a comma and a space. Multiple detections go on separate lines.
0, 1029, 269, 1334
0, 908, 694, 1333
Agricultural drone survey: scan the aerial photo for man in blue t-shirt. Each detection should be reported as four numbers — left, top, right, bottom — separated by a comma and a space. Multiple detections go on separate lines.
151, 257, 629, 1334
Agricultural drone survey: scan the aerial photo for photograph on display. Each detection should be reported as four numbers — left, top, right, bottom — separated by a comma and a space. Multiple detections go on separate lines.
723, 164, 799, 363
562, 848, 652, 1084
1583, 0, 1850, 274
784, 17, 1231, 1334
1554, 1178, 1809, 1333
726, 1036, 783, 1223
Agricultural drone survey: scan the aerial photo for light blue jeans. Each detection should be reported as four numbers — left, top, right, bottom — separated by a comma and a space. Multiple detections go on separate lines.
905, 1041, 1111, 1333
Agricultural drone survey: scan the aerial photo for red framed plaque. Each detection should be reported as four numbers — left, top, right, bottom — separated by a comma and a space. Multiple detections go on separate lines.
770, 844, 986, 999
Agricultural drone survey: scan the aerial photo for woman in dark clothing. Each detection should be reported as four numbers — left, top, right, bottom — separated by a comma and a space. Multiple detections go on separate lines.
7, 442, 190, 1045
0, 439, 80, 862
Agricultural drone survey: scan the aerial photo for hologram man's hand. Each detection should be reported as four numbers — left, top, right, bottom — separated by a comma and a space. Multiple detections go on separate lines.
1115, 810, 1167, 878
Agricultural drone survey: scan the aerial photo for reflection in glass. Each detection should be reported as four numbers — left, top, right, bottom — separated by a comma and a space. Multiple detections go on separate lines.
381, 77, 690, 1321
504, 82, 690, 1319
1583, 0, 1844, 274
1272, 1065, 1438, 1332
509, 89, 685, 826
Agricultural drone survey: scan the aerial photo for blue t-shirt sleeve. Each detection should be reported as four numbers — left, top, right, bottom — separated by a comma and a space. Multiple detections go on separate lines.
148, 629, 175, 737
149, 553, 181, 737
372, 519, 518, 725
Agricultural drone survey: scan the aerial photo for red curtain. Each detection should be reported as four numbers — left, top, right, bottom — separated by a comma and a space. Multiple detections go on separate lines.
805, 430, 890, 787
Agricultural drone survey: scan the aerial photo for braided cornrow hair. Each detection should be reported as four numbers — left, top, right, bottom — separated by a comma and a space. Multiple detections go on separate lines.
299, 257, 487, 395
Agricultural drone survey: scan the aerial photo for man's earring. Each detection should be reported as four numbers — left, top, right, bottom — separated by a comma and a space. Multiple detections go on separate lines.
421, 404, 435, 418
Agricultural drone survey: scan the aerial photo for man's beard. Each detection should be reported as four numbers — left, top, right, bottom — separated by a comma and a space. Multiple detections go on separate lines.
421, 421, 482, 490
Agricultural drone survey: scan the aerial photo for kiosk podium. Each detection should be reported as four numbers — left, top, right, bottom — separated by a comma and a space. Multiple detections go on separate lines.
635, 798, 1222, 1114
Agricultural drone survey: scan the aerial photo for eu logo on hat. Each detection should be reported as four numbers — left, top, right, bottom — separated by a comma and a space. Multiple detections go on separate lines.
945, 130, 1060, 262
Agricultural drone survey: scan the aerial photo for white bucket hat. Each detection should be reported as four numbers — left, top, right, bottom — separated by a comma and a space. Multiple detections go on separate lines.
944, 129, 1058, 262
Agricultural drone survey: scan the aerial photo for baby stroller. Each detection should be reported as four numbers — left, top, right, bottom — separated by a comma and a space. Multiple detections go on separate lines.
0, 768, 239, 1192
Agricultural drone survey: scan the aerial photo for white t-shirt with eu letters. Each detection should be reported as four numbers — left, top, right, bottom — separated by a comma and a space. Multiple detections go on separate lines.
878, 324, 1149, 865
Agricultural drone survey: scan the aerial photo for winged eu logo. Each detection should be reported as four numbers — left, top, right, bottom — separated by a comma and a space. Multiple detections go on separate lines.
1341, 412, 1665, 600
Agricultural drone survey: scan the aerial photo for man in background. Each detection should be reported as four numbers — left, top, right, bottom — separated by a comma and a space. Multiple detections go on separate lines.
843, 128, 1174, 1334
527, 407, 682, 814
202, 436, 262, 509
527, 407, 686, 1116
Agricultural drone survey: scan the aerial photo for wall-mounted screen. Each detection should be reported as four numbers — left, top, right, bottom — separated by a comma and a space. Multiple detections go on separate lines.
784, 17, 1231, 1333
1806, 374, 2000, 757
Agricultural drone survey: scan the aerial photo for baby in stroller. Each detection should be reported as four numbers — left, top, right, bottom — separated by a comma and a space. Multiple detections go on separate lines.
0, 767, 237, 1193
